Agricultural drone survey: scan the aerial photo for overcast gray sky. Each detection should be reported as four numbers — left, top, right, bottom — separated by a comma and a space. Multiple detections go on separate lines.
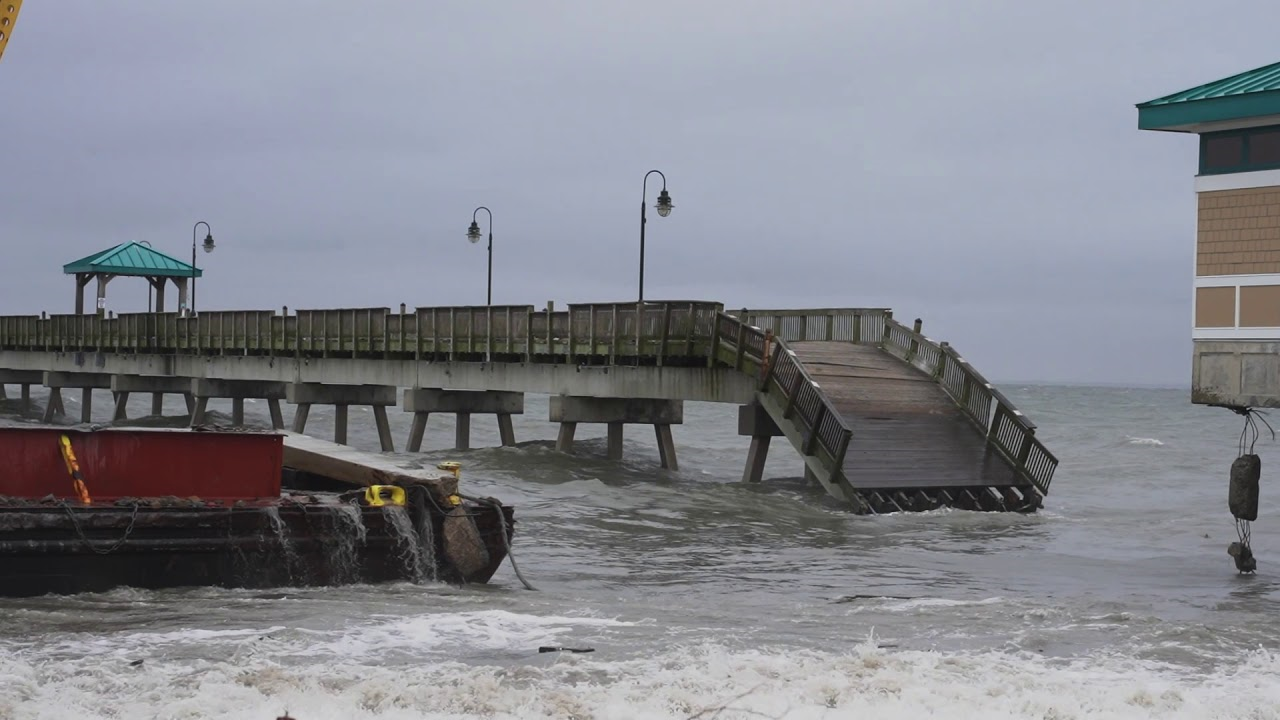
0, 1, 1268, 386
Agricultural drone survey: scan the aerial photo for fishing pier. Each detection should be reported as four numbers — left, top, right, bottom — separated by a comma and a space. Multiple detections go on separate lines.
0, 301, 1058, 514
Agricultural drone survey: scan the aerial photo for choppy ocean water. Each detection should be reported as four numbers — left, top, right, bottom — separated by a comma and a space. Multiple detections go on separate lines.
1, 384, 1278, 719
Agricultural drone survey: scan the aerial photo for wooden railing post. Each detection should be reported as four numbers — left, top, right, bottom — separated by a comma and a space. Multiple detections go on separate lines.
657, 304, 672, 366
566, 305, 575, 365
908, 318, 922, 361
395, 303, 405, 355
804, 404, 827, 454
610, 304, 619, 363
881, 310, 893, 345
706, 307, 716, 368
486, 305, 494, 362
759, 330, 776, 390
524, 307, 534, 360
505, 306, 513, 355
545, 301, 554, 356
427, 307, 437, 359
1015, 427, 1035, 480
734, 320, 746, 371
467, 307, 476, 356
987, 403, 1005, 442
783, 368, 803, 419
588, 304, 597, 357
832, 429, 852, 472
636, 301, 644, 358
683, 302, 695, 357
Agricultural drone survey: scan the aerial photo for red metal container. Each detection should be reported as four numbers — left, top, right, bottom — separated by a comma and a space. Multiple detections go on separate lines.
0, 426, 283, 501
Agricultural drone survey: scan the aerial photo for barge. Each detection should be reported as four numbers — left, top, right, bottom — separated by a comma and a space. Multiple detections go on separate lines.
0, 424, 516, 597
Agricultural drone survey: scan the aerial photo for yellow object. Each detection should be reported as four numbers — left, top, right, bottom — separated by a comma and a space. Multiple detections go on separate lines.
364, 484, 405, 507
0, 1, 23, 63
437, 461, 462, 479
58, 434, 92, 505
447, 494, 462, 507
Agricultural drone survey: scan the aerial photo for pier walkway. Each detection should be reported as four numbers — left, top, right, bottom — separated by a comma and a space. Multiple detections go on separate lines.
0, 301, 1056, 513
722, 309, 1054, 513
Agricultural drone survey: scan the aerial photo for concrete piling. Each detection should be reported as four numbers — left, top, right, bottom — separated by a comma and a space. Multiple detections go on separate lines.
402, 388, 524, 452
110, 375, 196, 421
42, 371, 111, 424
549, 395, 683, 468
191, 378, 287, 430
286, 383, 397, 450
0, 370, 41, 414
738, 402, 783, 483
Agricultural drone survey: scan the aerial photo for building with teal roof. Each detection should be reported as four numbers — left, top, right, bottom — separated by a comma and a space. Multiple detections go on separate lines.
1140, 60, 1280, 408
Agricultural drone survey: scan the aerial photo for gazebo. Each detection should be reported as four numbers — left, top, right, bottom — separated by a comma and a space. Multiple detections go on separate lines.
63, 242, 200, 316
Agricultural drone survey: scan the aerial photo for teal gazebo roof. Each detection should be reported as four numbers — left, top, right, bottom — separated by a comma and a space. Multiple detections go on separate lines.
1138, 60, 1280, 132
62, 242, 201, 278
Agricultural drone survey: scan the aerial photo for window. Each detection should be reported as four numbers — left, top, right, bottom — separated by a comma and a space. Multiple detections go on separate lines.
1203, 135, 1244, 169
1199, 125, 1280, 175
1250, 130, 1280, 165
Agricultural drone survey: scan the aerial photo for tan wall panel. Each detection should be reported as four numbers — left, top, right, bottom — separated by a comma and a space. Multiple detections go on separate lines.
1195, 286, 1236, 327
1197, 187, 1280, 276
1240, 285, 1280, 327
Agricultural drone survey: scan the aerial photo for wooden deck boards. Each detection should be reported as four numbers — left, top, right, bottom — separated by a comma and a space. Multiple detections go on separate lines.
790, 342, 1022, 490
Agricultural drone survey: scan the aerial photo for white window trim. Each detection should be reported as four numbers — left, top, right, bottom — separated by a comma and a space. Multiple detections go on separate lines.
1195, 169, 1280, 193
1194, 274, 1280, 287
1194, 327, 1280, 340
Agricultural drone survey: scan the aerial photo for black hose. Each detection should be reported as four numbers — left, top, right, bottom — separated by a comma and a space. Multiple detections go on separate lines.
462, 493, 537, 591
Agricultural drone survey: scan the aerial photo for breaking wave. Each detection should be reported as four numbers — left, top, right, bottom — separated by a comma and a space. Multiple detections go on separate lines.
1, 636, 1277, 718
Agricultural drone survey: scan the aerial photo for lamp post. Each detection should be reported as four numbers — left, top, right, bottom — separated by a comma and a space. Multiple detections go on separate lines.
639, 170, 673, 303
191, 221, 214, 316
466, 206, 493, 306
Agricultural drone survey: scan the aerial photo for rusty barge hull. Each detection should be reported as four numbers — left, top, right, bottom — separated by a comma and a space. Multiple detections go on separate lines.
0, 500, 514, 597
0, 425, 516, 597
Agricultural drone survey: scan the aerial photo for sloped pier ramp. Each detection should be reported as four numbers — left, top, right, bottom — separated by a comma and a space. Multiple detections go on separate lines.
718, 309, 1057, 514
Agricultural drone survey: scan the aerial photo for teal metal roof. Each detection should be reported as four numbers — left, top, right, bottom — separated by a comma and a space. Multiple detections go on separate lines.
62, 242, 201, 278
1139, 61, 1280, 132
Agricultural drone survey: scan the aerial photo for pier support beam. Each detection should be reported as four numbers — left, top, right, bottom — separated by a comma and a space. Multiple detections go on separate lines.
549, 396, 683, 468
109, 375, 196, 421
738, 402, 783, 483
0, 370, 42, 413
42, 371, 111, 424
402, 388, 525, 452
288, 383, 398, 450
191, 378, 287, 429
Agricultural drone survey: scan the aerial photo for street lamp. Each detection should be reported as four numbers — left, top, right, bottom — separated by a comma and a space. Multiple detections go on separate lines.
639, 170, 673, 303
191, 221, 214, 316
466, 206, 493, 306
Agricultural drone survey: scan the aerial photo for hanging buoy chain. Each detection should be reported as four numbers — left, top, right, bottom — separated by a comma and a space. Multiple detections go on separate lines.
1225, 406, 1274, 574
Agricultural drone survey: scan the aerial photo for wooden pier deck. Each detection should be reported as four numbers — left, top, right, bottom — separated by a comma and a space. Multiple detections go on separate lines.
721, 309, 1055, 513
791, 342, 1018, 491
0, 301, 1057, 514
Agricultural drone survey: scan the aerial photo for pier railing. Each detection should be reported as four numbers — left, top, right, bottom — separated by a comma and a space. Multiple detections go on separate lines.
0, 301, 725, 363
730, 308, 892, 343
714, 313, 854, 483
0, 302, 1055, 495
726, 308, 1056, 495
